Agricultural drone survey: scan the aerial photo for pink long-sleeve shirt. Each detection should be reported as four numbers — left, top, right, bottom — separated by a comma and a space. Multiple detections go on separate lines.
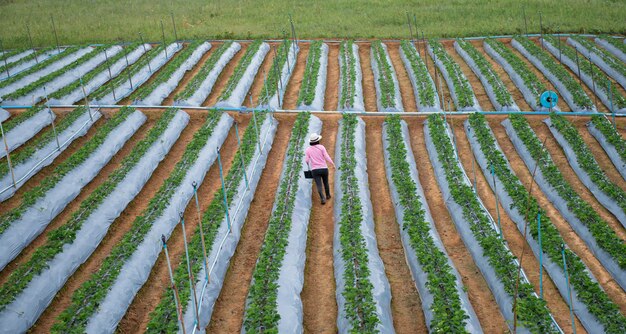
305, 144, 335, 170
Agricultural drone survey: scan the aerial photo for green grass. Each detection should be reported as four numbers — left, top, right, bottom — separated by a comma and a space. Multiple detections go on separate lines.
0, 1, 624, 48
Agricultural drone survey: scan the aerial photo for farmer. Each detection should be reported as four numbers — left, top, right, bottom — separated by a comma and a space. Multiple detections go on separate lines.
305, 133, 335, 205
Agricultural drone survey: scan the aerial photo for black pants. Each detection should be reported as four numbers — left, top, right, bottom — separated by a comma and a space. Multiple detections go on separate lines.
312, 168, 331, 200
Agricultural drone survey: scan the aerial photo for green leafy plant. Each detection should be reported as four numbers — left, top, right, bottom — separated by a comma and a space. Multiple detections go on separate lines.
572, 36, 626, 81
371, 40, 397, 109
400, 40, 436, 107
590, 115, 626, 164
175, 41, 234, 101
258, 40, 293, 105
598, 35, 626, 55
429, 39, 474, 108
218, 40, 262, 101
0, 46, 80, 90
1, 105, 45, 133
297, 41, 323, 106
0, 47, 56, 76
339, 40, 357, 110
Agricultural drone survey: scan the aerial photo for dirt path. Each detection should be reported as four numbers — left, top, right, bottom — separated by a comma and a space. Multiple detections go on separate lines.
243, 43, 277, 108
324, 43, 339, 111
358, 42, 378, 112
162, 43, 218, 105
301, 114, 339, 333
31, 110, 208, 332
442, 40, 495, 111
471, 40, 532, 111
406, 117, 507, 332
505, 40, 572, 112
117, 112, 245, 333
423, 44, 455, 111
450, 116, 585, 333
386, 42, 418, 112
527, 117, 626, 238
202, 42, 248, 107
281, 43, 309, 110
489, 116, 626, 313
363, 118, 425, 333
0, 112, 154, 284
207, 115, 294, 332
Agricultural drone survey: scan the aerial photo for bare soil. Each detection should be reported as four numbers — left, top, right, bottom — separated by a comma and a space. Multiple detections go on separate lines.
385, 42, 418, 112
162, 43, 218, 105
281, 43, 309, 110
357, 42, 378, 112
202, 42, 248, 107
243, 43, 277, 108
323, 44, 339, 111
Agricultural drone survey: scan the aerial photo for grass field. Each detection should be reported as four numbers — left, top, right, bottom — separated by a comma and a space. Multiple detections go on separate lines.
0, 0, 625, 48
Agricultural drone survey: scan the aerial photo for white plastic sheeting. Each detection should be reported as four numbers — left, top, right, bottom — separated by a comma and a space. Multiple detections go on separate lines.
0, 49, 60, 80
337, 43, 365, 111
83, 113, 233, 334
298, 44, 328, 111
174, 42, 241, 106
135, 42, 211, 106
595, 38, 626, 63
0, 107, 53, 158
259, 44, 299, 109
91, 43, 182, 105
568, 38, 626, 90
464, 119, 604, 333
383, 119, 481, 333
184, 114, 277, 333
47, 45, 149, 105
399, 43, 441, 112
502, 118, 626, 291
333, 117, 394, 333
216, 43, 270, 108
0, 110, 146, 271
0, 110, 188, 334
0, 47, 94, 98
0, 108, 101, 202
0, 108, 8, 122
454, 41, 519, 111
587, 120, 626, 180
1, 50, 34, 66
370, 43, 403, 112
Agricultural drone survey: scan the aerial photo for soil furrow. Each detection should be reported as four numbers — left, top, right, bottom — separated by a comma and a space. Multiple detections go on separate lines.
358, 43, 378, 112
243, 43, 277, 108
363, 118, 425, 333
451, 116, 585, 333
386, 42, 418, 112
117, 112, 245, 333
302, 114, 339, 333
490, 115, 626, 313
202, 42, 248, 107
31, 110, 207, 332
281, 43, 309, 110
406, 117, 506, 332
207, 115, 294, 332
161, 43, 218, 106
324, 43, 339, 111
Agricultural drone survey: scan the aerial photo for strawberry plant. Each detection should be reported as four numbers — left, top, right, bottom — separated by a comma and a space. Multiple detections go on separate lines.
400, 40, 436, 108
0, 46, 79, 90
590, 115, 626, 164
571, 36, 626, 81
598, 35, 626, 55
146, 112, 267, 333
385, 115, 470, 332
339, 40, 358, 110
1, 106, 45, 133
52, 110, 223, 333
219, 40, 263, 101
456, 39, 514, 109
0, 108, 177, 313
0, 107, 135, 236
429, 39, 475, 108
0, 49, 26, 62
469, 113, 626, 333
258, 40, 294, 105
371, 40, 397, 109
175, 41, 234, 101
0, 47, 56, 76
508, 114, 626, 270
242, 112, 310, 331
297, 41, 323, 106
427, 114, 558, 333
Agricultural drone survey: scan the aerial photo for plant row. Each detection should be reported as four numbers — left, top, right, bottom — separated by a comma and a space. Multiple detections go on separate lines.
2, 46, 106, 100
399, 40, 437, 108
469, 113, 626, 333
513, 36, 593, 109
146, 112, 267, 333
428, 39, 475, 108
0, 107, 134, 236
571, 36, 626, 80
48, 43, 141, 100
337, 114, 380, 332
0, 49, 25, 62
258, 40, 294, 105
549, 113, 626, 214
175, 41, 233, 101
130, 41, 204, 101
427, 114, 558, 333
1, 106, 45, 134
297, 41, 323, 106
590, 115, 626, 164
90, 44, 164, 100
385, 115, 470, 332
0, 47, 55, 76
243, 112, 310, 331
508, 114, 626, 269
0, 46, 79, 90
0, 107, 88, 179
371, 40, 397, 109
0, 107, 176, 313
543, 35, 625, 109
51, 110, 223, 333
484, 38, 546, 108
456, 39, 514, 108
339, 40, 357, 109
219, 40, 263, 101
598, 35, 626, 55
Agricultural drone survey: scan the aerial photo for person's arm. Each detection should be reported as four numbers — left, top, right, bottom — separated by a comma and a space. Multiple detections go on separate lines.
323, 146, 335, 168
304, 148, 311, 164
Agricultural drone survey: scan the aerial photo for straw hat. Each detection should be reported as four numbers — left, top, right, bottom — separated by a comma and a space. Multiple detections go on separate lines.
309, 133, 322, 143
